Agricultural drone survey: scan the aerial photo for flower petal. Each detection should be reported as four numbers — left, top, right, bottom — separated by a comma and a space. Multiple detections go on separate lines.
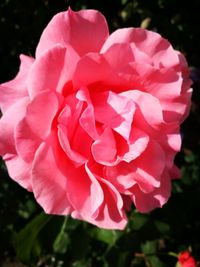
92, 90, 135, 140
15, 91, 61, 162
0, 55, 34, 113
28, 45, 79, 98
0, 97, 29, 156
101, 28, 180, 69
32, 137, 73, 215
92, 127, 117, 165
5, 155, 32, 191
121, 90, 164, 128
106, 140, 165, 194
131, 170, 171, 212
94, 178, 127, 229
36, 8, 109, 57
67, 163, 104, 220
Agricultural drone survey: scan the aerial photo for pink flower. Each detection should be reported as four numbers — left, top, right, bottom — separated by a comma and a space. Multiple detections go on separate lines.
0, 8, 192, 229
178, 251, 197, 267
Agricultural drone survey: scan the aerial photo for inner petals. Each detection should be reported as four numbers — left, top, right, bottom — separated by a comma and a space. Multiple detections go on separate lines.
92, 127, 117, 165
92, 90, 136, 140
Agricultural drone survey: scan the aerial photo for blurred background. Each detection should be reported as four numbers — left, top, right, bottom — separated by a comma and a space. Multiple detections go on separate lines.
0, 0, 200, 266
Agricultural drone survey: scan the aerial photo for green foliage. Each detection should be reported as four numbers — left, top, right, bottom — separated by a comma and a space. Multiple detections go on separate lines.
14, 213, 52, 264
0, 0, 200, 266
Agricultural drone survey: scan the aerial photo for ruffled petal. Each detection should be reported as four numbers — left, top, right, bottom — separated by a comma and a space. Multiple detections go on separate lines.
32, 137, 73, 215
94, 178, 127, 229
105, 140, 165, 194
67, 163, 104, 220
15, 91, 61, 162
0, 97, 29, 156
58, 124, 87, 166
36, 8, 109, 57
131, 170, 171, 212
76, 88, 99, 140
121, 90, 164, 128
92, 90, 135, 140
101, 28, 181, 69
92, 127, 117, 165
5, 155, 32, 191
28, 45, 79, 98
0, 55, 34, 113
57, 97, 93, 165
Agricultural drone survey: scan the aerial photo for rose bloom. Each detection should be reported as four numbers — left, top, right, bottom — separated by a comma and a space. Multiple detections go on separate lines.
178, 251, 197, 267
0, 9, 192, 229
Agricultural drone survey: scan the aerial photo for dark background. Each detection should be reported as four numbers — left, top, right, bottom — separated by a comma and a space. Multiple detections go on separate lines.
0, 0, 200, 266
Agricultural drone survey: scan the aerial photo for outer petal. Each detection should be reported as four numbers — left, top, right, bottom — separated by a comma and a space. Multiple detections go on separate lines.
72, 175, 127, 230
28, 45, 79, 98
101, 28, 181, 69
93, 178, 127, 229
0, 97, 29, 156
119, 127, 149, 163
32, 137, 73, 215
121, 90, 164, 128
36, 8, 109, 57
5, 156, 32, 191
15, 91, 61, 162
0, 55, 34, 113
67, 163, 104, 220
105, 140, 165, 194
131, 170, 171, 212
73, 52, 126, 90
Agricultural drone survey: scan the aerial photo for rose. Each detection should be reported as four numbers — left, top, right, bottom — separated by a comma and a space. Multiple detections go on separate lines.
178, 251, 197, 267
0, 8, 192, 229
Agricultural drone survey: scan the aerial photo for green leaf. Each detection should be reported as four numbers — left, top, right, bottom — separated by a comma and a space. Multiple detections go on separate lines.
147, 255, 166, 267
53, 217, 70, 254
154, 220, 170, 234
90, 228, 120, 245
117, 251, 130, 267
141, 240, 157, 255
13, 212, 52, 264
121, 0, 129, 5
130, 213, 149, 230
141, 241, 166, 267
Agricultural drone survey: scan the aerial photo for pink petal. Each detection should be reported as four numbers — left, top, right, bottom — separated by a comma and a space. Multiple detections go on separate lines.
36, 8, 109, 58
76, 89, 99, 140
122, 127, 149, 162
73, 52, 127, 90
161, 88, 192, 123
0, 97, 29, 156
71, 162, 127, 229
131, 170, 171, 212
92, 90, 135, 140
0, 55, 34, 113
101, 28, 180, 69
131, 140, 165, 192
58, 124, 87, 166
32, 137, 73, 215
106, 140, 165, 194
67, 162, 104, 219
94, 178, 127, 229
92, 127, 117, 165
28, 45, 79, 98
5, 155, 32, 191
121, 90, 164, 128
15, 91, 61, 162
105, 161, 138, 193
57, 98, 93, 165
